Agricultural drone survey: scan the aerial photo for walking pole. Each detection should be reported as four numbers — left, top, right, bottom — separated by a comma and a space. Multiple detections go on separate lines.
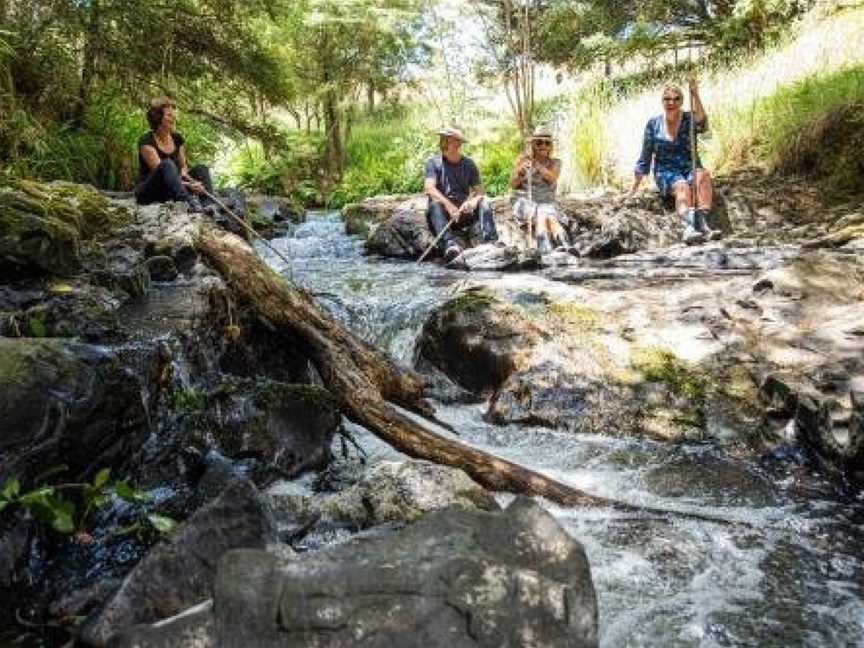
688, 43, 698, 218
199, 188, 294, 279
417, 216, 456, 264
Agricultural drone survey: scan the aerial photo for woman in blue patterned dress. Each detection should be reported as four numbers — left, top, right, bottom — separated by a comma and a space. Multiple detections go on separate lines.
627, 78, 718, 243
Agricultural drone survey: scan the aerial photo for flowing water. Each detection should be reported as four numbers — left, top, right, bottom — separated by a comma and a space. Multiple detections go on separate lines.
259, 211, 864, 648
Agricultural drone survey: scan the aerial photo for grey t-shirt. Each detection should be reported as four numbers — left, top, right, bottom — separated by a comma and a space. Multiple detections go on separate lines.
424, 154, 480, 207
512, 158, 560, 204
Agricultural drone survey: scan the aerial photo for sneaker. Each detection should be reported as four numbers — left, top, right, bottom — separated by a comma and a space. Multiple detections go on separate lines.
683, 226, 705, 245
695, 209, 722, 240
444, 244, 463, 263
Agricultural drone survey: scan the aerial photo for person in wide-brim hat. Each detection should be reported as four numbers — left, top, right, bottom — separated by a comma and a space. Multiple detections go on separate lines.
437, 126, 468, 142
509, 125, 570, 253
422, 126, 498, 264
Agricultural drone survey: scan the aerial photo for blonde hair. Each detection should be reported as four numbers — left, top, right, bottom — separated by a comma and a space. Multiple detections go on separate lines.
661, 84, 683, 100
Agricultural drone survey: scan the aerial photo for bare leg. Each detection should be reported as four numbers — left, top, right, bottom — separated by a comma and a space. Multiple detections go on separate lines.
673, 181, 691, 218
695, 169, 713, 210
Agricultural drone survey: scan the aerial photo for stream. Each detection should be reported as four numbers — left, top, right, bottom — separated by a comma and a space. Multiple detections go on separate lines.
259, 211, 864, 648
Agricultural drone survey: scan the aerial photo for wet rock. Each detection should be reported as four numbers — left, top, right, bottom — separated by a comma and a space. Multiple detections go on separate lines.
247, 194, 305, 225
81, 479, 277, 647
171, 497, 597, 647
416, 287, 539, 394
365, 200, 433, 258
643, 453, 777, 506
144, 255, 179, 282
0, 282, 121, 338
141, 204, 201, 274
203, 380, 340, 479
272, 459, 499, 530
93, 245, 150, 298
0, 338, 153, 485
343, 193, 417, 238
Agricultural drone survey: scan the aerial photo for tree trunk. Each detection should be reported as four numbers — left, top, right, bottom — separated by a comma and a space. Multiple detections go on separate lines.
322, 87, 342, 180
73, 0, 100, 128
367, 82, 375, 112
194, 225, 742, 526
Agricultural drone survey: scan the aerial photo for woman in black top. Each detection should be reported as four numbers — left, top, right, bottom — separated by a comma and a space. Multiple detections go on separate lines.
135, 96, 213, 208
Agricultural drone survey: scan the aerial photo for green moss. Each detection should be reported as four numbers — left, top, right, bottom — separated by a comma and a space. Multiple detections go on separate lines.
546, 301, 601, 331
446, 288, 499, 314
0, 339, 28, 386
632, 346, 707, 403
171, 387, 207, 413
255, 382, 338, 410
27, 311, 48, 338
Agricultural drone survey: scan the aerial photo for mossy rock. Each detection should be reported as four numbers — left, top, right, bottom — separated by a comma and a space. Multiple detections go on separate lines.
0, 180, 131, 277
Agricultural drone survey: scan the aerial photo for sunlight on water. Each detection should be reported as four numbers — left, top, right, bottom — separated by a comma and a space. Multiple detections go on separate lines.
260, 211, 864, 647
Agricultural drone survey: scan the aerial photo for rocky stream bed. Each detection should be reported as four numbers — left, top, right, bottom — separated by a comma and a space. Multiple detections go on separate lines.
1, 170, 863, 646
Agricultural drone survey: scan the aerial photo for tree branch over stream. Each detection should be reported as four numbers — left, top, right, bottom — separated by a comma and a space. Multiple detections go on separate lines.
196, 224, 742, 526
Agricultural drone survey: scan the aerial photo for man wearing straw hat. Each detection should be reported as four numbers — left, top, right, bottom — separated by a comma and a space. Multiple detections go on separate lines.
424, 126, 498, 263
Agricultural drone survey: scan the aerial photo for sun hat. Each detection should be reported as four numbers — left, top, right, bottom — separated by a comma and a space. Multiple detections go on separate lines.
528, 126, 554, 141
437, 126, 468, 143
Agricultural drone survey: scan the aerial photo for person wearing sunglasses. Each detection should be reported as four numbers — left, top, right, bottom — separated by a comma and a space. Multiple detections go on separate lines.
510, 126, 569, 253
135, 96, 213, 211
627, 79, 719, 244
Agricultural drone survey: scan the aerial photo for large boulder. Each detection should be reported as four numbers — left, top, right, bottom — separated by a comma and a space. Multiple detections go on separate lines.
81, 478, 277, 647
112, 497, 598, 648
415, 287, 540, 394
270, 459, 499, 530
0, 338, 153, 484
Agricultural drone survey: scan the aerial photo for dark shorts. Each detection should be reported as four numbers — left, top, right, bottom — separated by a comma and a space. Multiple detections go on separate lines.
655, 168, 696, 197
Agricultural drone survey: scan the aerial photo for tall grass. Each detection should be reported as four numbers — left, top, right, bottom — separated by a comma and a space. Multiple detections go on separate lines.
707, 64, 864, 174
564, 82, 616, 190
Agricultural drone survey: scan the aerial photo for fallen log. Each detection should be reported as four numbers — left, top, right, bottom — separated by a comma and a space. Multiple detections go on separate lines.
196, 224, 740, 524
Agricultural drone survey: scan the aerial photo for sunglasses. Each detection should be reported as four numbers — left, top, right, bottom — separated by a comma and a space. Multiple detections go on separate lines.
662, 96, 682, 102
533, 140, 552, 146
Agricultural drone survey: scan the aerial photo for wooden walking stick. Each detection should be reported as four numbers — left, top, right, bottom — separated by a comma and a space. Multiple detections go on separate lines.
417, 214, 457, 264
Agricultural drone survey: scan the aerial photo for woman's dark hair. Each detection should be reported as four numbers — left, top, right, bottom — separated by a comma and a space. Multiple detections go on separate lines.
146, 96, 175, 130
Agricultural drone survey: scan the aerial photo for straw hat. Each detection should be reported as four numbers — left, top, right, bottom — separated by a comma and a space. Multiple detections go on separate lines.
437, 126, 468, 143
528, 126, 554, 141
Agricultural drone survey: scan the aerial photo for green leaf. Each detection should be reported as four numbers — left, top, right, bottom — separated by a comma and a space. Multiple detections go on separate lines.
0, 500, 10, 513
113, 480, 135, 502
93, 468, 111, 489
146, 514, 177, 535
18, 485, 56, 506
1, 477, 20, 500
50, 499, 76, 534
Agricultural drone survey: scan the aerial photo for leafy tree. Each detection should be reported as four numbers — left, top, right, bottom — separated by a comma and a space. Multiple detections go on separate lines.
273, 0, 428, 179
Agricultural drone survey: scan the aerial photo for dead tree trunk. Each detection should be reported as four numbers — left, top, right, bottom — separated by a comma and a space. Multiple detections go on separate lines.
196, 225, 741, 524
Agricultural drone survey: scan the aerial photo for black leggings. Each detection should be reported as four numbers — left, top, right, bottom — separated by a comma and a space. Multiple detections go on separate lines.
135, 160, 213, 205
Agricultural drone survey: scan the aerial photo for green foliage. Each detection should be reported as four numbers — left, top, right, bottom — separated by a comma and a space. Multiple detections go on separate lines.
224, 130, 328, 205
0, 469, 177, 539
535, 0, 814, 73
470, 123, 523, 198
328, 107, 430, 207
706, 64, 864, 187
